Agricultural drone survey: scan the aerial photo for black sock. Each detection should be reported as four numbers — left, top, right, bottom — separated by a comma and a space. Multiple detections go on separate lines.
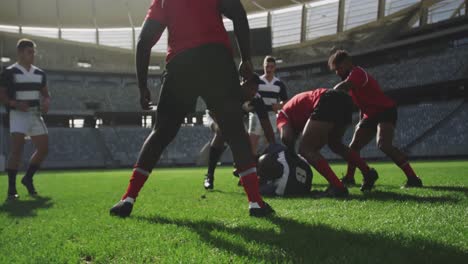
7, 169, 18, 193
24, 164, 40, 180
207, 146, 225, 177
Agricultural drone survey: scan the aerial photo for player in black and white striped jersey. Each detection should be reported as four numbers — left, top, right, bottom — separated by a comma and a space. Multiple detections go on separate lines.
248, 56, 288, 157
0, 39, 50, 200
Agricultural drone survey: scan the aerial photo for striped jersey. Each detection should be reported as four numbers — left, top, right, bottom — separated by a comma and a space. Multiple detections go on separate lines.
258, 75, 288, 112
0, 63, 46, 112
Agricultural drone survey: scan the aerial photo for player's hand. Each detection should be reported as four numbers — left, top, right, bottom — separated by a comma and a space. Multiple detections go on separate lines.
271, 103, 284, 112
139, 88, 153, 110
239, 60, 253, 80
12, 100, 29, 112
41, 97, 50, 114
264, 143, 287, 155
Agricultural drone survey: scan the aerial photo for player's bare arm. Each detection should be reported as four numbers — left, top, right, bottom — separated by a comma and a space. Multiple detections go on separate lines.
333, 80, 353, 92
136, 19, 166, 110
40, 85, 51, 114
0, 85, 28, 111
220, 0, 252, 79
259, 117, 276, 145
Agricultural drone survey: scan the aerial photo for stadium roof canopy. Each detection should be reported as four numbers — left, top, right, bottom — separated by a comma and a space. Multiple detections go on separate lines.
0, 0, 310, 28
0, 0, 465, 52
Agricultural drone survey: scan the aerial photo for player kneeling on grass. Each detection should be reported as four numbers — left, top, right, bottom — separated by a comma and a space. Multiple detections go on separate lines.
257, 146, 313, 197
203, 74, 277, 190
277, 88, 378, 197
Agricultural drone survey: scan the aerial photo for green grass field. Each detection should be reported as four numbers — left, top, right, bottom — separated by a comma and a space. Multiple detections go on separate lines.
0, 160, 467, 263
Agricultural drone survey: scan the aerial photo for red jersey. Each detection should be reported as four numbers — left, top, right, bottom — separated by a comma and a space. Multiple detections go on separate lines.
279, 88, 329, 133
146, 0, 232, 62
345, 66, 395, 118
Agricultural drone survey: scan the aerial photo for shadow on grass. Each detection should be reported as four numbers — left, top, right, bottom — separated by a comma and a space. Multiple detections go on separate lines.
422, 186, 468, 195
266, 190, 460, 204
136, 214, 467, 263
0, 196, 53, 218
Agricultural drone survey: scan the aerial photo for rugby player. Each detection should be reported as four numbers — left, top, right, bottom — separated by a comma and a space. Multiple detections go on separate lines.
329, 50, 422, 188
248, 56, 287, 156
277, 88, 378, 196
0, 39, 50, 200
110, 0, 274, 217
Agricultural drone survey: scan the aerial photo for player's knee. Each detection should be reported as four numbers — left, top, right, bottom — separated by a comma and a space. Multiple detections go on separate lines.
377, 139, 392, 152
329, 142, 345, 154
349, 141, 361, 151
298, 144, 312, 157
38, 146, 49, 157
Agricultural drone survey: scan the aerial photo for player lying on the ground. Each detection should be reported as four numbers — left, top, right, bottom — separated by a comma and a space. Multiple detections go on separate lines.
329, 50, 423, 188
110, 0, 274, 218
277, 88, 378, 197
203, 74, 277, 190
257, 146, 313, 197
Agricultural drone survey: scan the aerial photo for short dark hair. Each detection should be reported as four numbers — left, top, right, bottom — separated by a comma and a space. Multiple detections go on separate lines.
264, 55, 276, 65
328, 50, 350, 69
17, 38, 36, 50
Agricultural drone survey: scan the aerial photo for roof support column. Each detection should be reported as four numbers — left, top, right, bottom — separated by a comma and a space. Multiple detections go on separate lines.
377, 0, 386, 20
337, 0, 345, 33
91, 0, 99, 45
300, 4, 307, 43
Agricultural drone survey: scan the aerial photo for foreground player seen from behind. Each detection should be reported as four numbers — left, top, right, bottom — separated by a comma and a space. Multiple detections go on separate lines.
277, 88, 378, 197
329, 50, 422, 188
110, 0, 274, 218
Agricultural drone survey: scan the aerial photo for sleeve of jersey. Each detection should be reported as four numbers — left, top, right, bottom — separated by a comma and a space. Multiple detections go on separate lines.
0, 70, 11, 88
41, 73, 47, 88
252, 97, 269, 119
278, 81, 288, 101
345, 68, 366, 90
146, 0, 167, 25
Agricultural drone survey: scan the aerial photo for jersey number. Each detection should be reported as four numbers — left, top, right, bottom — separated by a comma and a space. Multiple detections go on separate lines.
295, 167, 307, 184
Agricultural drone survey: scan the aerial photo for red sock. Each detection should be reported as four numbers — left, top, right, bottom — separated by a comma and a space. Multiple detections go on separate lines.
313, 158, 344, 189
347, 150, 370, 175
238, 164, 264, 207
122, 167, 150, 200
399, 162, 417, 179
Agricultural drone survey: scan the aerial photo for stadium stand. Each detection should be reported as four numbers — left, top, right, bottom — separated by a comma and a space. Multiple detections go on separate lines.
1, 0, 467, 169
408, 102, 468, 157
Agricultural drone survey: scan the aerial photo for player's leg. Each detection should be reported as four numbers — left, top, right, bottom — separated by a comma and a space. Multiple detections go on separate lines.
110, 62, 195, 217
376, 122, 422, 187
343, 124, 375, 184
204, 123, 226, 189
279, 124, 296, 152
201, 44, 273, 216
248, 113, 261, 157
22, 134, 49, 196
6, 133, 25, 200
328, 126, 378, 191
299, 118, 348, 197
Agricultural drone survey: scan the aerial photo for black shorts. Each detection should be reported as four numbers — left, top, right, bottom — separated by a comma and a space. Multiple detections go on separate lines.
358, 107, 398, 130
310, 90, 353, 126
156, 43, 243, 119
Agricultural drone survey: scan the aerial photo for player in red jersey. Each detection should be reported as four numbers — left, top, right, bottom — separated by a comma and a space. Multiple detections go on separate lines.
329, 50, 422, 188
110, 0, 274, 217
277, 88, 378, 197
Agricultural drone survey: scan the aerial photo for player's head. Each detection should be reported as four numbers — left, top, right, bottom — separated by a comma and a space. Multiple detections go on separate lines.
17, 38, 36, 65
263, 56, 276, 76
328, 50, 353, 80
241, 73, 262, 101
